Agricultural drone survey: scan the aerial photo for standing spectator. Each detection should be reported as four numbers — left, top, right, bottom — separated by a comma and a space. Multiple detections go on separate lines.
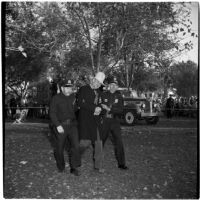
165, 94, 174, 118
77, 72, 105, 172
45, 105, 49, 119
188, 96, 194, 117
179, 97, 184, 117
50, 79, 81, 176
194, 97, 198, 118
174, 97, 180, 117
33, 102, 38, 118
27, 99, 34, 119
189, 96, 194, 106
41, 104, 46, 118
9, 95, 17, 119
155, 99, 161, 113
183, 98, 189, 117
190, 97, 197, 118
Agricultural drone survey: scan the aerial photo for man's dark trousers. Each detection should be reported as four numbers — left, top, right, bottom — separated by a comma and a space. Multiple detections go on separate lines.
54, 123, 81, 171
102, 118, 125, 166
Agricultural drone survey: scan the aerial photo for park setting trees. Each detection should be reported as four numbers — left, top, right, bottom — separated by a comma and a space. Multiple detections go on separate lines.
3, 3, 198, 197
4, 2, 198, 105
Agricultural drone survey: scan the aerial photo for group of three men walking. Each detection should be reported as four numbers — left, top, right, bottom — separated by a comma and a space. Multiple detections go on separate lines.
49, 72, 128, 176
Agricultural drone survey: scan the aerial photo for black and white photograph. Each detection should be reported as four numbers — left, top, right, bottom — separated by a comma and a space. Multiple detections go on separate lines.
2, 1, 198, 199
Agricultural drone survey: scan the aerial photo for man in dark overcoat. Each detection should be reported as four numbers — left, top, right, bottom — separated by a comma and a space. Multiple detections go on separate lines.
166, 94, 174, 118
49, 79, 81, 176
77, 72, 105, 172
100, 77, 128, 170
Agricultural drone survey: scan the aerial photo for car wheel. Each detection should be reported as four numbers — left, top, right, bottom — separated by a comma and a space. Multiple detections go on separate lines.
145, 116, 159, 125
124, 111, 135, 125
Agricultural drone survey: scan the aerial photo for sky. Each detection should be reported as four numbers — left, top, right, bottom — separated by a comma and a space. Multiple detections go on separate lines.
174, 2, 198, 64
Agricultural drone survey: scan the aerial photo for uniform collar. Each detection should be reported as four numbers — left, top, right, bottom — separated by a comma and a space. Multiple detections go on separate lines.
60, 93, 73, 97
109, 91, 117, 94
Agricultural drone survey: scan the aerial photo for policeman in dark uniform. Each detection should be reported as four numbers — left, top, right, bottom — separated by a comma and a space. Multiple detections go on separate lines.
100, 77, 128, 170
49, 79, 81, 176
166, 94, 174, 118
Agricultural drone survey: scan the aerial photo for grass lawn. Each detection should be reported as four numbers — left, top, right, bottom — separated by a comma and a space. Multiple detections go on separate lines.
4, 123, 197, 199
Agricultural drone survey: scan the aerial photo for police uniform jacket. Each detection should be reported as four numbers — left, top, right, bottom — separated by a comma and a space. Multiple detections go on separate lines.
100, 90, 123, 119
77, 85, 101, 142
50, 93, 76, 127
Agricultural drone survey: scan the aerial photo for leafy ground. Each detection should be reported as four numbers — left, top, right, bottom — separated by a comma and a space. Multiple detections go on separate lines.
4, 119, 198, 199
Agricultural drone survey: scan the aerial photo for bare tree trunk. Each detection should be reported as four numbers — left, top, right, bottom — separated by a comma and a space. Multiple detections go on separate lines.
96, 37, 102, 73
163, 84, 168, 98
123, 51, 129, 88
96, 3, 102, 73
83, 18, 95, 74
125, 65, 129, 89
129, 63, 134, 90
89, 44, 95, 74
72, 5, 95, 74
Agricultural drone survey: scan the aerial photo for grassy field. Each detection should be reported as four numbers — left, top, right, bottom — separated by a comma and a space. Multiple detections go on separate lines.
4, 121, 198, 199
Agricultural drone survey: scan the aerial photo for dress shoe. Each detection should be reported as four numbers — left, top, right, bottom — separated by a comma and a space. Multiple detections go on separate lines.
118, 165, 128, 170
70, 168, 81, 176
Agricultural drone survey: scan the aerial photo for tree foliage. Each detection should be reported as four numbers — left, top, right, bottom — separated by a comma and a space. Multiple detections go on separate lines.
4, 2, 197, 101
170, 61, 198, 97
5, 49, 48, 100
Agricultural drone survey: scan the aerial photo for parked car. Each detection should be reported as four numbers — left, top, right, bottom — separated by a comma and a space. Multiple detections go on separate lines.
116, 97, 159, 125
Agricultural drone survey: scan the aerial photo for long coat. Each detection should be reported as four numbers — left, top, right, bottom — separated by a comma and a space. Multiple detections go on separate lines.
77, 85, 101, 142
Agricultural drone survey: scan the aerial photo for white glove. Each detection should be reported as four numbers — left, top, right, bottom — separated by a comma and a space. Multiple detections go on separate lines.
57, 125, 64, 134
94, 107, 102, 115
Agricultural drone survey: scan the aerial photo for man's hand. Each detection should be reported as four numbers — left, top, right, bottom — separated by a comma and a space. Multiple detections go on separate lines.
101, 104, 111, 111
57, 125, 64, 134
94, 107, 102, 115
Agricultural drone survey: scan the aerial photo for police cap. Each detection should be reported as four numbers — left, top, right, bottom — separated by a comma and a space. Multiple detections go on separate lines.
60, 79, 73, 87
109, 77, 118, 85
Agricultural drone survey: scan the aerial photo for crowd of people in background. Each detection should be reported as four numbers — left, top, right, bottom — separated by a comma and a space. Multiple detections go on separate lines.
5, 93, 198, 121
153, 95, 198, 118
5, 96, 49, 120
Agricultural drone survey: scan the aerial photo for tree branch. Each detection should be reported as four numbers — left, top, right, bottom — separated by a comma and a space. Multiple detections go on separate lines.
71, 4, 95, 73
